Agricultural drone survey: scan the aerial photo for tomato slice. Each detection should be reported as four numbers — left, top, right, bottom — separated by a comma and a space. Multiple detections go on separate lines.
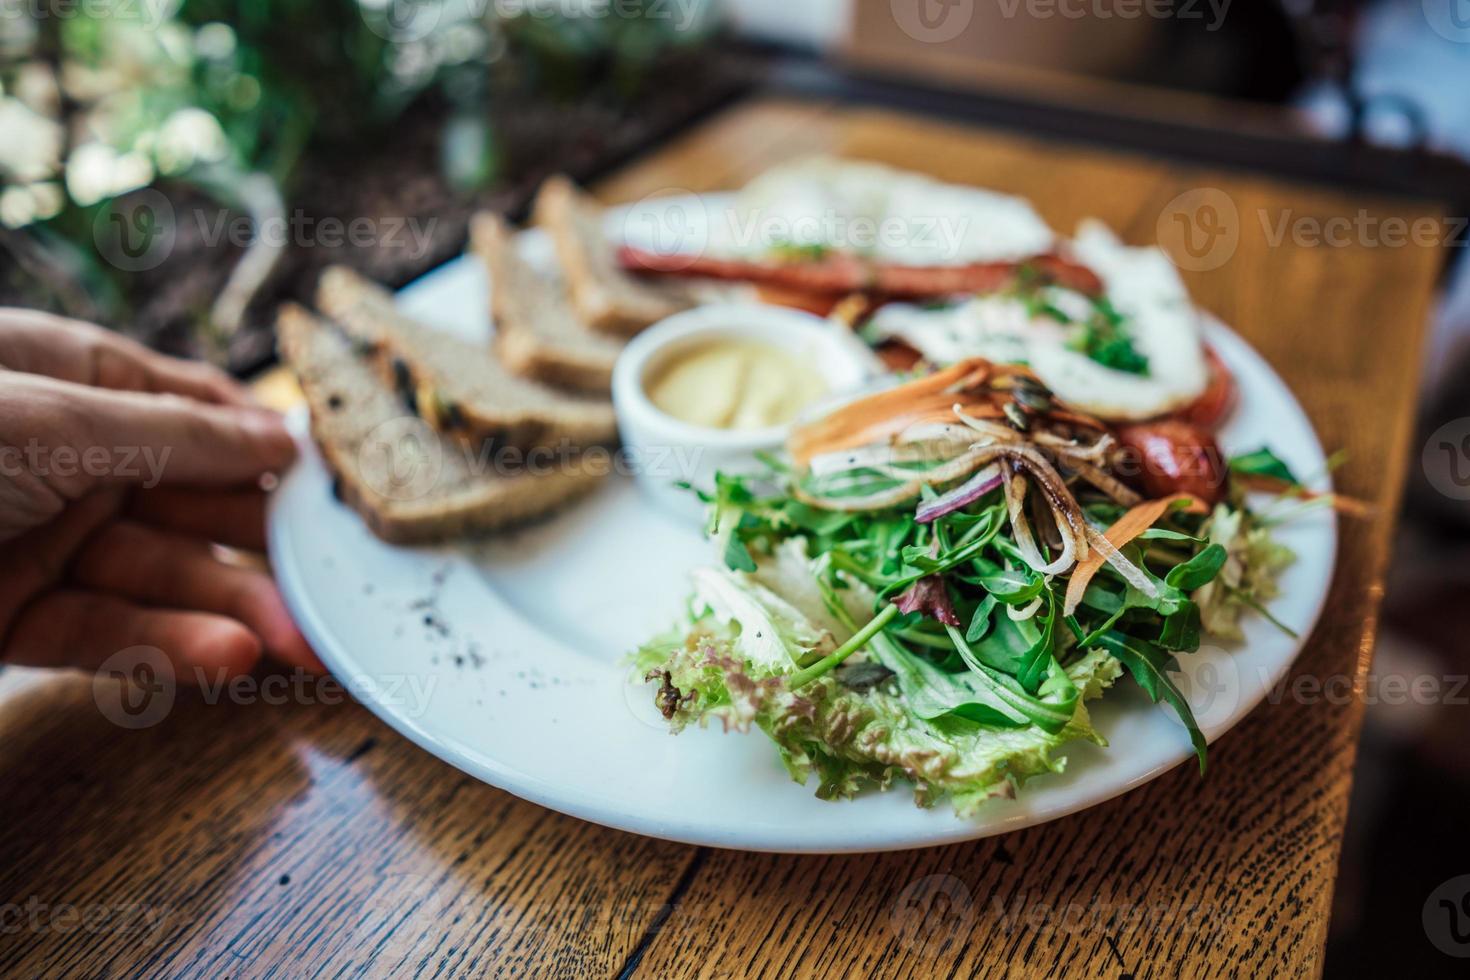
1174, 346, 1237, 430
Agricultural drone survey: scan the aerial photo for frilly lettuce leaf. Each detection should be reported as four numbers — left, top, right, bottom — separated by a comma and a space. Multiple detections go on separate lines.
689, 566, 833, 672
634, 538, 1125, 815
637, 629, 1122, 815
1195, 505, 1296, 640
685, 537, 871, 673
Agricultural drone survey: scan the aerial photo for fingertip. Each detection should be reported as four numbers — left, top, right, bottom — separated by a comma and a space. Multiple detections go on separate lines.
176, 618, 262, 685
249, 587, 324, 673
239, 408, 298, 470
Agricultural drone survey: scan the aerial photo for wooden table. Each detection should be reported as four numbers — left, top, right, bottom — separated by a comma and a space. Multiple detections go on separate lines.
0, 99, 1444, 978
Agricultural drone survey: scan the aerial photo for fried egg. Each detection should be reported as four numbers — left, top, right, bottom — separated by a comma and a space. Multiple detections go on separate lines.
708, 156, 1058, 266
867, 220, 1210, 421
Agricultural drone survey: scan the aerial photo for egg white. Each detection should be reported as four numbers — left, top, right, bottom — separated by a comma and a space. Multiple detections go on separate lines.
709, 156, 1058, 266
867, 221, 1210, 421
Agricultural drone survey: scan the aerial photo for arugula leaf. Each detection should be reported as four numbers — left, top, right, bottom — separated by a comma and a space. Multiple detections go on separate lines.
1136, 527, 1205, 543
1013, 594, 1057, 694
966, 593, 998, 643
1228, 447, 1299, 485
936, 628, 1077, 735
723, 531, 758, 572
885, 534, 993, 598
964, 612, 1036, 676
779, 501, 857, 536
1064, 297, 1149, 375
1165, 543, 1228, 591
1093, 631, 1207, 772
1158, 600, 1202, 652
871, 634, 1031, 729
972, 565, 1045, 605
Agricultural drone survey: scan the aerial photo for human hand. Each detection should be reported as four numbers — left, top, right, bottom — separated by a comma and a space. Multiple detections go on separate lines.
0, 308, 323, 682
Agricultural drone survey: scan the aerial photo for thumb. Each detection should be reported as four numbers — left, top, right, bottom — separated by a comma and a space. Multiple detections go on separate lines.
4, 374, 296, 491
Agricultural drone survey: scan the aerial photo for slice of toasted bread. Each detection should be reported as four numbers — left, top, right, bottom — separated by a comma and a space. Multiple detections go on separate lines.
277, 304, 604, 544
533, 175, 692, 336
469, 211, 624, 394
315, 265, 616, 452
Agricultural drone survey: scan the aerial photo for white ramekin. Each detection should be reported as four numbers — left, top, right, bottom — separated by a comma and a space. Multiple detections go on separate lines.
612, 303, 883, 522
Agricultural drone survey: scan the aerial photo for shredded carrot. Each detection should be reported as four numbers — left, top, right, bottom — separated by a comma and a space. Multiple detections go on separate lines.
1062, 493, 1209, 617
788, 358, 1105, 466
788, 358, 996, 464
1233, 473, 1373, 518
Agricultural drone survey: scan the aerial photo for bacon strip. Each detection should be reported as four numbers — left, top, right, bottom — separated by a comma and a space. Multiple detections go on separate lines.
619, 246, 1104, 299
1062, 493, 1209, 617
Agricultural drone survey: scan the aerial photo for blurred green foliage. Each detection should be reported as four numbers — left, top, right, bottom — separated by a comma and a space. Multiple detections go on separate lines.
0, 0, 720, 335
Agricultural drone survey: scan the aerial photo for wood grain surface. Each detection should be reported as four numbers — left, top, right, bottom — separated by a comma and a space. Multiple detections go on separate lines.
0, 99, 1445, 979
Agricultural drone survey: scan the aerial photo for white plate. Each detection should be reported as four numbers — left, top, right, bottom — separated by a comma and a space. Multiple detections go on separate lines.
269, 197, 1337, 853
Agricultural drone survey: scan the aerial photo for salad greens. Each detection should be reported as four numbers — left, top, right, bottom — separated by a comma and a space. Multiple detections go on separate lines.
1012, 272, 1150, 376
1063, 296, 1151, 376
634, 456, 1295, 814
